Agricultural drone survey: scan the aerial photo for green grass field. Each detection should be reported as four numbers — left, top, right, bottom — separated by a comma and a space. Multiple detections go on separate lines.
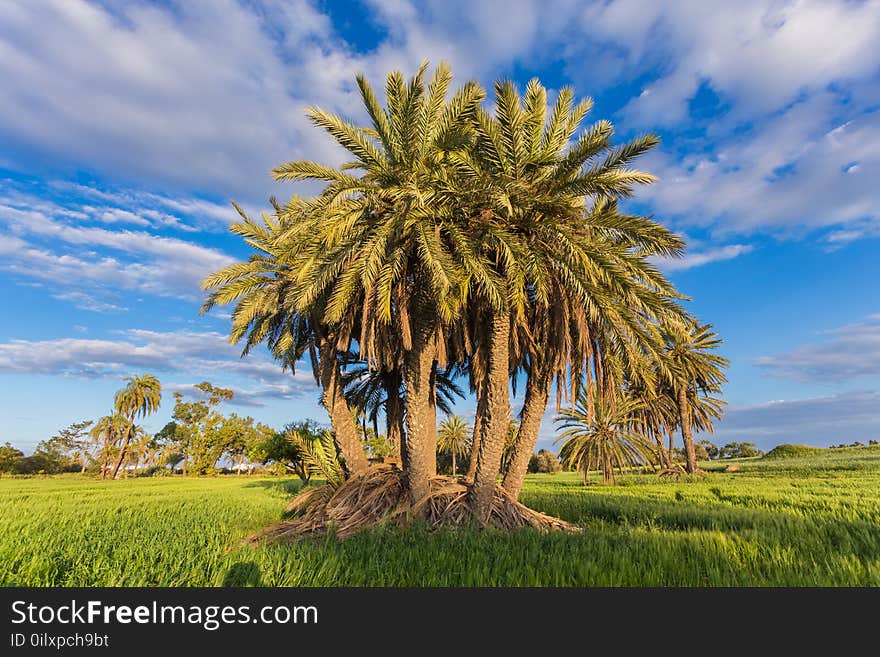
2, 445, 879, 586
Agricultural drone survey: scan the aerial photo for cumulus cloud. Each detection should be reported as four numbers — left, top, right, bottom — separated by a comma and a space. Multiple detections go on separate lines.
1, 0, 877, 242
755, 315, 880, 381
652, 244, 753, 272
0, 0, 328, 199
641, 97, 880, 237
0, 192, 234, 302
573, 0, 880, 125
51, 291, 127, 314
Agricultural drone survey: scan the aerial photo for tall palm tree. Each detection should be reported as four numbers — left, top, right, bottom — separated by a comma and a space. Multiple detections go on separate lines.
450, 78, 685, 512
437, 414, 471, 476
109, 374, 161, 480
663, 320, 728, 473
201, 203, 370, 474
555, 388, 656, 484
269, 62, 485, 504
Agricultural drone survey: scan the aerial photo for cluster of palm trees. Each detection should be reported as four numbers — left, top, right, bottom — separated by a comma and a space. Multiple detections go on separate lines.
91, 374, 162, 480
202, 62, 727, 525
554, 319, 726, 484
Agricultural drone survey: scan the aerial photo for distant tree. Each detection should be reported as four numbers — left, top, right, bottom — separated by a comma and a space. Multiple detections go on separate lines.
555, 389, 656, 485
170, 382, 233, 475
91, 415, 127, 478
218, 414, 275, 474
438, 415, 471, 476
14, 438, 76, 474
719, 441, 764, 459
110, 374, 162, 480
49, 420, 94, 473
528, 449, 562, 474
256, 420, 325, 483
663, 321, 728, 473
0, 443, 24, 473
500, 420, 519, 477
697, 439, 719, 460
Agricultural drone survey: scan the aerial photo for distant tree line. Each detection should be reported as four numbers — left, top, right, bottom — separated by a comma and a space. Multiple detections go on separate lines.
0, 375, 573, 480
829, 440, 878, 449
689, 439, 763, 460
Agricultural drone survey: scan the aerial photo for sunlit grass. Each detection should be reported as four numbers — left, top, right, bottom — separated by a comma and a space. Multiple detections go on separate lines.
1, 446, 878, 586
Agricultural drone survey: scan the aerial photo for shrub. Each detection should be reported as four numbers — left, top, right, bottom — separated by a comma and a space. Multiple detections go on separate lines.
528, 449, 562, 474
719, 442, 764, 459
764, 444, 825, 459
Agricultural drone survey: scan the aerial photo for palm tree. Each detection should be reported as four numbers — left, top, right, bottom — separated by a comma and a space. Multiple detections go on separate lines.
662, 320, 728, 473
109, 374, 161, 480
450, 78, 685, 510
555, 388, 657, 484
201, 203, 370, 474
437, 414, 471, 475
268, 62, 485, 504
91, 414, 127, 479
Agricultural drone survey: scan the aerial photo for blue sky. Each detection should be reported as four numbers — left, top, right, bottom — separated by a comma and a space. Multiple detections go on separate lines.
1, 0, 879, 453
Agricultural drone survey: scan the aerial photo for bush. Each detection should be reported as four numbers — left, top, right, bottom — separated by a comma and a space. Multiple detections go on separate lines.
719, 442, 764, 459
673, 442, 711, 461
764, 444, 825, 459
528, 449, 562, 474
0, 443, 25, 473
697, 439, 719, 460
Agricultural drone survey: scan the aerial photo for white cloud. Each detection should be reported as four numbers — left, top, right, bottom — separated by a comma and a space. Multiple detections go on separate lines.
755, 315, 880, 381
572, 0, 880, 125
642, 96, 880, 237
0, 195, 234, 301
0, 328, 317, 404
51, 291, 127, 314
652, 244, 753, 272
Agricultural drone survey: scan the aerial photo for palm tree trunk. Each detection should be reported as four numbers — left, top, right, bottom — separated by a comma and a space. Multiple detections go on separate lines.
100, 430, 112, 480
502, 363, 551, 499
603, 453, 613, 484
678, 386, 697, 474
653, 421, 668, 468
402, 325, 438, 505
465, 385, 486, 482
318, 340, 369, 474
110, 421, 134, 480
451, 450, 456, 477
470, 310, 511, 523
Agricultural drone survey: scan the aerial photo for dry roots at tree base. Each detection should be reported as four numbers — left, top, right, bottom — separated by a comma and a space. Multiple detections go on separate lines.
659, 464, 706, 480
248, 465, 579, 543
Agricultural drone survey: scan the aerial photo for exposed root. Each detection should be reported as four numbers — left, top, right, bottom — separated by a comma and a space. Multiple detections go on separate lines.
659, 464, 706, 480
659, 464, 687, 480
247, 464, 579, 544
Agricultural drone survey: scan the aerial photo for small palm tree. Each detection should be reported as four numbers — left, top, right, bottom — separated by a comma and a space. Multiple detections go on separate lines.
662, 320, 728, 473
554, 388, 657, 485
110, 374, 162, 480
438, 415, 471, 476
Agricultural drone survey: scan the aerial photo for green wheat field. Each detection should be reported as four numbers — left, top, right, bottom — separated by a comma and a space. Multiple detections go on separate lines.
2, 445, 879, 587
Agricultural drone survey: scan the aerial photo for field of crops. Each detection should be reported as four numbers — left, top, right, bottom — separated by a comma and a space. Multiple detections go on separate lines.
2, 445, 879, 586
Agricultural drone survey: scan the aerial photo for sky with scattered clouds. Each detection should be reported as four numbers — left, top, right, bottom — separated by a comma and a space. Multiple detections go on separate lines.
1, 0, 878, 452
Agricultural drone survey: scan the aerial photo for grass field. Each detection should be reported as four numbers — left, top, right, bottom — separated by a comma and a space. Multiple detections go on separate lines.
2, 445, 879, 586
